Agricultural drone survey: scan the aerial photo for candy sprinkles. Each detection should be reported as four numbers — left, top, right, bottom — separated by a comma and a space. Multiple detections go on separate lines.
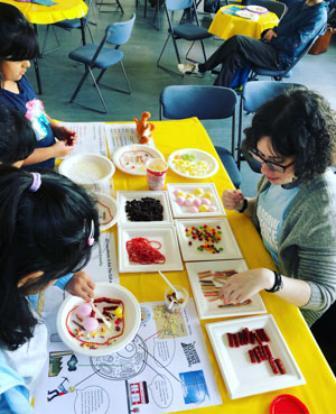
125, 197, 164, 221
185, 224, 223, 254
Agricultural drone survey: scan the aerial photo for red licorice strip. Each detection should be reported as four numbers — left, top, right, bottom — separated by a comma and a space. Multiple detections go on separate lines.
227, 333, 234, 347
263, 344, 273, 360
256, 328, 270, 342
248, 349, 256, 363
274, 358, 286, 374
126, 237, 166, 264
232, 333, 239, 347
242, 328, 249, 345
269, 358, 280, 374
238, 331, 244, 346
253, 348, 261, 363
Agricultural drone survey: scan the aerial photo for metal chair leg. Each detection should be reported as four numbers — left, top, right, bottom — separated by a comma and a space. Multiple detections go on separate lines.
70, 66, 90, 103
171, 35, 181, 64
96, 69, 106, 84
157, 34, 170, 67
88, 67, 108, 113
120, 61, 132, 94
237, 96, 244, 167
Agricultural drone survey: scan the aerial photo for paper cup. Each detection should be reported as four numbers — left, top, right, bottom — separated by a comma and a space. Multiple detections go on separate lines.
146, 158, 168, 191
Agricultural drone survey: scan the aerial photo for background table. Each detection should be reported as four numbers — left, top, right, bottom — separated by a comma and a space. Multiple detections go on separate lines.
209, 5, 279, 40
0, 0, 88, 94
113, 118, 336, 413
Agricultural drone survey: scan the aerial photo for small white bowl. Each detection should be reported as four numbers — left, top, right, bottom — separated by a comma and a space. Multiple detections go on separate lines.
164, 285, 189, 313
57, 283, 141, 356
94, 192, 118, 231
59, 153, 115, 187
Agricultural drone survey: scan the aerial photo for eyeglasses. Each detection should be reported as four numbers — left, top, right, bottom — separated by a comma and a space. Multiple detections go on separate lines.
248, 148, 295, 173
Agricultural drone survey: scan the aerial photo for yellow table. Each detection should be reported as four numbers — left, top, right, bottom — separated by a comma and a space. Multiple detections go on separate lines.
209, 5, 279, 40
0, 0, 88, 24
113, 118, 336, 413
0, 0, 88, 94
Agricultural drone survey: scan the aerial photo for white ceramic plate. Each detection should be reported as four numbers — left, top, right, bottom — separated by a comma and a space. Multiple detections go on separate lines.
95, 192, 118, 231
57, 283, 141, 356
118, 224, 183, 273
168, 148, 219, 180
167, 183, 225, 218
246, 5, 268, 13
117, 191, 172, 224
175, 218, 242, 261
112, 144, 164, 176
206, 315, 305, 399
186, 260, 266, 320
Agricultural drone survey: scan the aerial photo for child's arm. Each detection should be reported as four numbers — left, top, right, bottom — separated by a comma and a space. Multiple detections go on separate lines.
22, 140, 73, 166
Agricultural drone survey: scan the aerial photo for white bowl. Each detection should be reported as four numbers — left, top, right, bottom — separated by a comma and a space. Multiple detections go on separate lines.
59, 153, 115, 186
94, 192, 118, 231
57, 283, 141, 356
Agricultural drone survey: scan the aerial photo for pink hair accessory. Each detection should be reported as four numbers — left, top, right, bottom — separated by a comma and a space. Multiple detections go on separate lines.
87, 219, 95, 247
29, 172, 42, 192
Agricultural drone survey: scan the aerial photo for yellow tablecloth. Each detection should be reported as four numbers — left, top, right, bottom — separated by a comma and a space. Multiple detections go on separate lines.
112, 118, 336, 413
209, 5, 279, 40
0, 0, 88, 24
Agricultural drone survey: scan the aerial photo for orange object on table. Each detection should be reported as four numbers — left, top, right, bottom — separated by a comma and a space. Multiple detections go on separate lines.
209, 5, 279, 40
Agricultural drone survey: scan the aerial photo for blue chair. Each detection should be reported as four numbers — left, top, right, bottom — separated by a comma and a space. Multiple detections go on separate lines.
237, 80, 304, 170
157, 0, 212, 73
245, 0, 287, 20
68, 14, 136, 113
42, 0, 95, 55
251, 24, 326, 81
160, 85, 242, 188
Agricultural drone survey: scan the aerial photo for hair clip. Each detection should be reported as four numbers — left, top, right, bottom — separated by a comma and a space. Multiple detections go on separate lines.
87, 219, 95, 247
29, 172, 42, 192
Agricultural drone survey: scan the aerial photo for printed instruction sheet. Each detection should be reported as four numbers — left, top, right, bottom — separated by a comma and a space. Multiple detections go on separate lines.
34, 300, 222, 414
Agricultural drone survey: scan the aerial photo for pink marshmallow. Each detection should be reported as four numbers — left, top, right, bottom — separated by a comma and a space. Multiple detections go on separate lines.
75, 303, 92, 318
83, 317, 99, 332
201, 198, 211, 205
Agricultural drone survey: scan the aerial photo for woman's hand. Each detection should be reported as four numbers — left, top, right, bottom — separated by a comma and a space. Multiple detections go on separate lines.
52, 124, 78, 146
65, 271, 95, 301
222, 189, 245, 211
218, 268, 274, 304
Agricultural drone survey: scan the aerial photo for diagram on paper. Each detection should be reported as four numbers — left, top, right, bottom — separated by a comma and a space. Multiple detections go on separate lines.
34, 301, 222, 414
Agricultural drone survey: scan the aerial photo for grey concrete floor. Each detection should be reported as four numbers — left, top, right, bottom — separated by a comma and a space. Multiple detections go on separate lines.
27, 0, 336, 197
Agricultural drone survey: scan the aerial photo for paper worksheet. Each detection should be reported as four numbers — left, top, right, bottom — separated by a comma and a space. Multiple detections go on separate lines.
34, 300, 222, 414
60, 122, 140, 156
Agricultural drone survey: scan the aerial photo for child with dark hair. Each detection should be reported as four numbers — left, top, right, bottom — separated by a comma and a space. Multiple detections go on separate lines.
221, 88, 336, 326
0, 3, 77, 170
0, 166, 99, 413
0, 104, 36, 167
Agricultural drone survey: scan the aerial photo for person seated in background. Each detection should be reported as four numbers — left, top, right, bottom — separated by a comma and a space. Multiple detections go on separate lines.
178, 0, 328, 87
0, 105, 36, 167
0, 3, 78, 170
221, 88, 336, 326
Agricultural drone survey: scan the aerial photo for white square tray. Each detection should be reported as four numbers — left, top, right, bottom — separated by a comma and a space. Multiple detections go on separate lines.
167, 183, 225, 218
186, 260, 266, 319
206, 315, 305, 399
117, 191, 172, 224
175, 218, 242, 261
118, 223, 183, 273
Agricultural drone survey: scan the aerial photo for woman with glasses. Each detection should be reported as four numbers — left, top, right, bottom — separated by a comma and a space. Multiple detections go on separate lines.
221, 87, 336, 326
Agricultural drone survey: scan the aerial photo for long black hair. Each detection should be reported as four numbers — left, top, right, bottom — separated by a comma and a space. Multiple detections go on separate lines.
0, 3, 39, 61
0, 166, 99, 350
243, 88, 336, 181
0, 105, 36, 164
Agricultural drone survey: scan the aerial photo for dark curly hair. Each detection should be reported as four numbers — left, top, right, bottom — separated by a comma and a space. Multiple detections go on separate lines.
243, 88, 336, 181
